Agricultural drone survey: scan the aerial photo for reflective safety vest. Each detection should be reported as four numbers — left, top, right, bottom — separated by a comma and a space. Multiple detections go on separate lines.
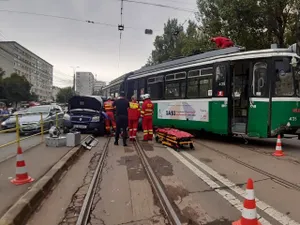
128, 100, 140, 120
104, 100, 114, 112
141, 99, 153, 119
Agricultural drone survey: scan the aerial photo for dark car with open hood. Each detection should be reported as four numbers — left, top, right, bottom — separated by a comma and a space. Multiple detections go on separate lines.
63, 95, 106, 136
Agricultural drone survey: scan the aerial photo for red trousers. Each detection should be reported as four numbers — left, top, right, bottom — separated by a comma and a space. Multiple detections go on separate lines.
128, 119, 138, 140
105, 111, 116, 132
142, 117, 153, 140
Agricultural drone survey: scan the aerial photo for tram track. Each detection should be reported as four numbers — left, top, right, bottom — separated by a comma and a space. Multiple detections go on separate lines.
75, 137, 111, 225
75, 136, 181, 225
194, 140, 300, 192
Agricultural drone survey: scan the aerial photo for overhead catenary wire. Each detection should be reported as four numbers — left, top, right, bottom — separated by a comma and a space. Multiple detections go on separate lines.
0, 9, 160, 32
119, 0, 197, 13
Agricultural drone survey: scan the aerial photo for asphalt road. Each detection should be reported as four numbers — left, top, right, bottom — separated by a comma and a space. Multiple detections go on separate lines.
0, 132, 43, 163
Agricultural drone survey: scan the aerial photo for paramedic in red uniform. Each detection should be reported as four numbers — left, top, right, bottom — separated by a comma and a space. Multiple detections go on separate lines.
104, 96, 116, 134
128, 96, 140, 141
211, 36, 234, 49
141, 94, 154, 141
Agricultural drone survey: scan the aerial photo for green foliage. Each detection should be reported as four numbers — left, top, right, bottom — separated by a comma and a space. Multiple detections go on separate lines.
2, 73, 32, 104
147, 0, 300, 64
147, 19, 212, 65
0, 68, 5, 101
29, 92, 39, 101
197, 0, 300, 48
56, 87, 74, 103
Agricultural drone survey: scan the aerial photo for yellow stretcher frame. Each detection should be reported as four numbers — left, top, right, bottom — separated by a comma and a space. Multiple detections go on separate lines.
155, 132, 194, 152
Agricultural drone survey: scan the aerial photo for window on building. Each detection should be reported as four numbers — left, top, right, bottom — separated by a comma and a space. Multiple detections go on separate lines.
274, 58, 294, 96
252, 62, 267, 97
147, 76, 164, 100
165, 72, 186, 99
187, 68, 213, 98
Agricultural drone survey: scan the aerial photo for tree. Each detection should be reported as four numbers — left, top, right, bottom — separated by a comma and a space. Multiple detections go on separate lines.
147, 19, 214, 65
147, 19, 185, 65
56, 87, 74, 103
29, 92, 39, 101
2, 73, 31, 105
196, 0, 300, 49
0, 68, 5, 101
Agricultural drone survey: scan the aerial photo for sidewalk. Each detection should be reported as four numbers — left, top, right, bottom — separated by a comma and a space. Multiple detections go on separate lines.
0, 141, 77, 217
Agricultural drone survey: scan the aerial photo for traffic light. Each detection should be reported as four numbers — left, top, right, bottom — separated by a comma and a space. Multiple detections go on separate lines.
145, 29, 153, 35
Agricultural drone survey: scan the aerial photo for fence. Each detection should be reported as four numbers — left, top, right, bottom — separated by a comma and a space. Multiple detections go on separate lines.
0, 112, 62, 161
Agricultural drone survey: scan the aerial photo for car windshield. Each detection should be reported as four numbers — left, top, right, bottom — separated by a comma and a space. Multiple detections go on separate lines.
26, 106, 50, 114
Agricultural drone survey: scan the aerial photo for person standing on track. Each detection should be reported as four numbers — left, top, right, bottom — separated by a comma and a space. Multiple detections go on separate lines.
113, 91, 129, 146
104, 96, 116, 135
141, 93, 154, 141
128, 96, 140, 141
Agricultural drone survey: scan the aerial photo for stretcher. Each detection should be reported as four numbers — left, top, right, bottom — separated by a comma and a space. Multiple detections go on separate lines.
155, 128, 194, 151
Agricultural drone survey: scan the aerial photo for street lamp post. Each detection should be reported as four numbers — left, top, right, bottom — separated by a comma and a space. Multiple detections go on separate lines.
70, 66, 79, 95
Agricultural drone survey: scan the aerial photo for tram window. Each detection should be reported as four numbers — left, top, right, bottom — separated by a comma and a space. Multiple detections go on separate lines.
147, 76, 164, 100
200, 77, 213, 97
214, 65, 227, 96
274, 59, 294, 96
165, 83, 180, 98
187, 78, 199, 97
175, 72, 186, 80
252, 62, 267, 96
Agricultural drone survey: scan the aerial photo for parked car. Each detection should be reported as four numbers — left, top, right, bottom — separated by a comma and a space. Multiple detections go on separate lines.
19, 105, 64, 135
63, 95, 106, 136
0, 109, 27, 130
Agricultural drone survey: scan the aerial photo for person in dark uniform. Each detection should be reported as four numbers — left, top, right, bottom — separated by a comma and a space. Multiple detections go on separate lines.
112, 91, 129, 146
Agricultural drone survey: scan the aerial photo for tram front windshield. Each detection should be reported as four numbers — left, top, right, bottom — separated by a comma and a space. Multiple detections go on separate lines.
274, 57, 295, 97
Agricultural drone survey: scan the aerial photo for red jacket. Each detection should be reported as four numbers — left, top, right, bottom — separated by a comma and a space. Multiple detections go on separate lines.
211, 36, 234, 49
128, 100, 140, 120
141, 99, 154, 119
104, 100, 114, 112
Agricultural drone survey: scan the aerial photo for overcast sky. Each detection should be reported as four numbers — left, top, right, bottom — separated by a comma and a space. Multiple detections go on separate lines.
0, 0, 197, 87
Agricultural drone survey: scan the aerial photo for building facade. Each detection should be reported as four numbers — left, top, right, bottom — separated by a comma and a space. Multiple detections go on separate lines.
0, 41, 53, 101
93, 80, 106, 94
75, 72, 94, 96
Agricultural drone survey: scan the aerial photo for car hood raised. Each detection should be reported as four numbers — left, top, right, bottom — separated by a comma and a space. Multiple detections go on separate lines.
69, 95, 103, 111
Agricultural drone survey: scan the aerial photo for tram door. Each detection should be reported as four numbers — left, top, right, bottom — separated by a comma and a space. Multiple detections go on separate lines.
230, 61, 250, 134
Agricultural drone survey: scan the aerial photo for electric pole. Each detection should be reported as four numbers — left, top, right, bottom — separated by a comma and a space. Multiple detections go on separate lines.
70, 66, 79, 95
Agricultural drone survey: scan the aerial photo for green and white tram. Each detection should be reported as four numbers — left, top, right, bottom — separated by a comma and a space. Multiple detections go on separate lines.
106, 44, 300, 139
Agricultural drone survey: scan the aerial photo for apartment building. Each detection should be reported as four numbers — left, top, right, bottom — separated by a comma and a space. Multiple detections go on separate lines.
75, 72, 94, 96
94, 80, 106, 94
0, 41, 53, 101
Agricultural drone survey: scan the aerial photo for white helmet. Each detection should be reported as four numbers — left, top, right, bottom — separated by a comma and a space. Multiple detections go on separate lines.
144, 93, 150, 99
140, 94, 145, 100
107, 96, 112, 100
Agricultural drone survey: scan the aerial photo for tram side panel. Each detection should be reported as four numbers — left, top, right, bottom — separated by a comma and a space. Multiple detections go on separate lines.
247, 98, 269, 138
270, 98, 300, 137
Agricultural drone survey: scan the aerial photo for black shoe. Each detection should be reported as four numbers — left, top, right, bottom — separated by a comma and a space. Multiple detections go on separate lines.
114, 141, 118, 146
123, 143, 127, 146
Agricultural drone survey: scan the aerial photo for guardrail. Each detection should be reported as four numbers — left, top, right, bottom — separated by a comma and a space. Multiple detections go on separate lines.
0, 112, 62, 150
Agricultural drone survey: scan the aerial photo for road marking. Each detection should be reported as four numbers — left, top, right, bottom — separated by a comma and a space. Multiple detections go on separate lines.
181, 151, 300, 225
166, 147, 271, 225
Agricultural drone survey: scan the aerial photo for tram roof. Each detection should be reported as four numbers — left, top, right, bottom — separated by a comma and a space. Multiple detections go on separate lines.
128, 47, 298, 80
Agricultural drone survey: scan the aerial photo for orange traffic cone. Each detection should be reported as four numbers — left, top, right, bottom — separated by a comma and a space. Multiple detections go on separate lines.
10, 146, 34, 185
273, 135, 284, 157
232, 178, 261, 225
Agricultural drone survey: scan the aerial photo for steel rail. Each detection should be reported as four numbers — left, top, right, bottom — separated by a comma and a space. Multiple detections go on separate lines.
134, 140, 181, 225
195, 140, 300, 192
76, 137, 111, 225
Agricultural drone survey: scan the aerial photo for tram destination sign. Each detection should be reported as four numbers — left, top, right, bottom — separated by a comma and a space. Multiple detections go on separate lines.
157, 100, 209, 122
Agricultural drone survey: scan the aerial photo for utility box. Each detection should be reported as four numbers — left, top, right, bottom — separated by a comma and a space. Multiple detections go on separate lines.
46, 136, 67, 147
66, 132, 81, 147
